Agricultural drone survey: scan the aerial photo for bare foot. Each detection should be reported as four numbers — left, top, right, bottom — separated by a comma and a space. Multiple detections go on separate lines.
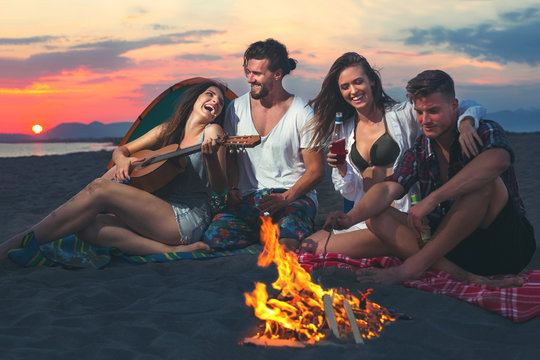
299, 238, 317, 254
469, 274, 524, 288
356, 267, 407, 285
172, 241, 212, 253
279, 238, 300, 252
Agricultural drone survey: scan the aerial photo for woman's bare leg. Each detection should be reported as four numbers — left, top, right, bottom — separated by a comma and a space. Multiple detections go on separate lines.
366, 207, 421, 259
78, 214, 210, 255
301, 228, 391, 259
2, 178, 188, 258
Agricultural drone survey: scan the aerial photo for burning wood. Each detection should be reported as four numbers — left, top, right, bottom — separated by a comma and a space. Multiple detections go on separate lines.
243, 216, 394, 346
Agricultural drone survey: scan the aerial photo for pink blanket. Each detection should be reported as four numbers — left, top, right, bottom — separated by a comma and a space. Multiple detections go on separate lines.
297, 251, 540, 323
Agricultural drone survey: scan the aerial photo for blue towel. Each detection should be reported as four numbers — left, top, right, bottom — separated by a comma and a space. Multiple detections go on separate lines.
8, 232, 261, 269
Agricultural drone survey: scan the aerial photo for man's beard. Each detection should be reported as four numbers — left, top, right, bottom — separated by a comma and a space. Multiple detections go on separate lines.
250, 83, 269, 100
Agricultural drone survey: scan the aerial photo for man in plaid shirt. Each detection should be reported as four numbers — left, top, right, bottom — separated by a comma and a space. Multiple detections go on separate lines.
324, 70, 536, 286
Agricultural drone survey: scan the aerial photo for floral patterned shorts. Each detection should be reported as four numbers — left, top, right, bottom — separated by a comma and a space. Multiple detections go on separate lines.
202, 188, 316, 250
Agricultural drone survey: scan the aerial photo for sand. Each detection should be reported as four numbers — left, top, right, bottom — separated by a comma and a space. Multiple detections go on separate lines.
1, 133, 539, 359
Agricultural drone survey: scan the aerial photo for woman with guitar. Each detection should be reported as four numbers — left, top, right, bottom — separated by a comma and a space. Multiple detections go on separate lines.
1, 80, 229, 258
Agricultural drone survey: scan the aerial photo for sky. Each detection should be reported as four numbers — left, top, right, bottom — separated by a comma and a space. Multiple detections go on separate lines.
1, 0, 539, 134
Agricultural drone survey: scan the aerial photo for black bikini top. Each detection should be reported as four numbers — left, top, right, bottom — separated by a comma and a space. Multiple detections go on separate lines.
350, 117, 400, 171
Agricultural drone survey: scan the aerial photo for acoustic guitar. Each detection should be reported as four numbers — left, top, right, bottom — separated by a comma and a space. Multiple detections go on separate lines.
116, 135, 261, 193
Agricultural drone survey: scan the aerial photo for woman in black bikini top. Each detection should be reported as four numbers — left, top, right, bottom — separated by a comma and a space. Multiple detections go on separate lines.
350, 117, 400, 171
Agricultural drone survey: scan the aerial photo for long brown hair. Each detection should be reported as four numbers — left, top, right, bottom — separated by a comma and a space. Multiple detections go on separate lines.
159, 80, 227, 147
305, 52, 396, 150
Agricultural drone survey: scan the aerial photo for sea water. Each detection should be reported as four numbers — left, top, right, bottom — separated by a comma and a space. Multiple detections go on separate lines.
0, 142, 116, 158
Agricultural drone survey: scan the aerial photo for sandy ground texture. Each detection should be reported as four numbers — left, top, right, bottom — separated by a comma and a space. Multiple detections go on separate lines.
1, 132, 539, 359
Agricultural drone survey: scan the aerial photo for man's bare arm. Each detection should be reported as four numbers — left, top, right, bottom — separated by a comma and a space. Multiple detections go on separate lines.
410, 148, 510, 227
430, 148, 509, 204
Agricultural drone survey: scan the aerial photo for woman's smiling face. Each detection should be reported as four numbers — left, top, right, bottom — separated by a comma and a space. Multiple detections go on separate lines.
194, 86, 225, 122
338, 65, 374, 114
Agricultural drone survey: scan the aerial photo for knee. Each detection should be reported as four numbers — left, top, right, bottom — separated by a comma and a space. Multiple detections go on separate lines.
85, 178, 112, 195
82, 178, 115, 203
461, 178, 502, 205
366, 209, 389, 234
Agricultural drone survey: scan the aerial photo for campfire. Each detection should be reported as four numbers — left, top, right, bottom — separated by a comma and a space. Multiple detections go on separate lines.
243, 217, 394, 347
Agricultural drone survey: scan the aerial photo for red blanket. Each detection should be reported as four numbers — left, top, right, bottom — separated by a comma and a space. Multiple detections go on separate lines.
297, 251, 540, 323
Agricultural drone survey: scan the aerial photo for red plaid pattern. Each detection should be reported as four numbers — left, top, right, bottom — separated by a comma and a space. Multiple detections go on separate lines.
297, 251, 540, 323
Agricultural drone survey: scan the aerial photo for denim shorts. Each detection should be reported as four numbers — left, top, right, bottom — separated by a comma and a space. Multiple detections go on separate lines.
171, 201, 211, 244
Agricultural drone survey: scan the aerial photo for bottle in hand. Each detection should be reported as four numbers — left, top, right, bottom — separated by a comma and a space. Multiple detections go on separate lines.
410, 195, 431, 247
331, 112, 346, 165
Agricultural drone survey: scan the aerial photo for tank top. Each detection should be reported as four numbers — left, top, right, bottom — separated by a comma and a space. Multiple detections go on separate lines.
153, 129, 210, 207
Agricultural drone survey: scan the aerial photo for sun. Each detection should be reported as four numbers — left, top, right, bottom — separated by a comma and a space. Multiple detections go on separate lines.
32, 124, 43, 134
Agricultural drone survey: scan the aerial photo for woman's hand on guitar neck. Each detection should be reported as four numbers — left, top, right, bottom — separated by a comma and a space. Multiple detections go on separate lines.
200, 137, 221, 157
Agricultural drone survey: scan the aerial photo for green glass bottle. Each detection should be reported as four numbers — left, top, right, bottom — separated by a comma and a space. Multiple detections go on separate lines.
410, 195, 431, 246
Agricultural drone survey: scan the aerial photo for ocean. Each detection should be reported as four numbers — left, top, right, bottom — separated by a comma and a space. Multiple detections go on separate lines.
0, 142, 116, 158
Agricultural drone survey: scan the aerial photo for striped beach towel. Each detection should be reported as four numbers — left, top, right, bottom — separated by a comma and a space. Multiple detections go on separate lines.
297, 251, 540, 323
8, 232, 261, 269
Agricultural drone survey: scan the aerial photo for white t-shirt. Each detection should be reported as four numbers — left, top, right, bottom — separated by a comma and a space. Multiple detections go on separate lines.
224, 93, 318, 206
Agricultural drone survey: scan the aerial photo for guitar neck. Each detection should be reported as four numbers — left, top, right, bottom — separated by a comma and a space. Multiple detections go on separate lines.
143, 144, 201, 166
140, 135, 260, 167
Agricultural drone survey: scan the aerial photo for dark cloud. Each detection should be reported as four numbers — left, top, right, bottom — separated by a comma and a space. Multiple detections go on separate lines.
500, 6, 540, 22
151, 24, 173, 30
404, 6, 540, 65
78, 76, 119, 85
70, 30, 223, 52
129, 6, 148, 15
0, 36, 61, 45
0, 30, 224, 84
0, 48, 133, 83
176, 53, 223, 61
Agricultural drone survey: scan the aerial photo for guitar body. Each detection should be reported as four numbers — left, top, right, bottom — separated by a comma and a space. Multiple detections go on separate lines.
128, 144, 186, 193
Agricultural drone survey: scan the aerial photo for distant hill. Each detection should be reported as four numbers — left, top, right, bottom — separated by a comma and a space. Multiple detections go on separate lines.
486, 108, 540, 133
0, 121, 132, 143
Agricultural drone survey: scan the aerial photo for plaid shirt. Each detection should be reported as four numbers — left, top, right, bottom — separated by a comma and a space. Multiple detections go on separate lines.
385, 120, 525, 228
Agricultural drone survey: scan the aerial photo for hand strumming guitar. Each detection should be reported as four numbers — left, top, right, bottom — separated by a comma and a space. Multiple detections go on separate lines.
113, 155, 146, 183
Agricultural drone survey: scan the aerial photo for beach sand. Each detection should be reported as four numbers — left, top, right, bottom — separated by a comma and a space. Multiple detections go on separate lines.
1, 133, 539, 359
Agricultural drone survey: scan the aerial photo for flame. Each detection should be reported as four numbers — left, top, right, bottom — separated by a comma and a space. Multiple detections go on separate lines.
244, 217, 394, 344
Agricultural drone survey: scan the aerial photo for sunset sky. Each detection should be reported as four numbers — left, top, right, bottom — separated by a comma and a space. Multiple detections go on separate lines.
1, 0, 539, 134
